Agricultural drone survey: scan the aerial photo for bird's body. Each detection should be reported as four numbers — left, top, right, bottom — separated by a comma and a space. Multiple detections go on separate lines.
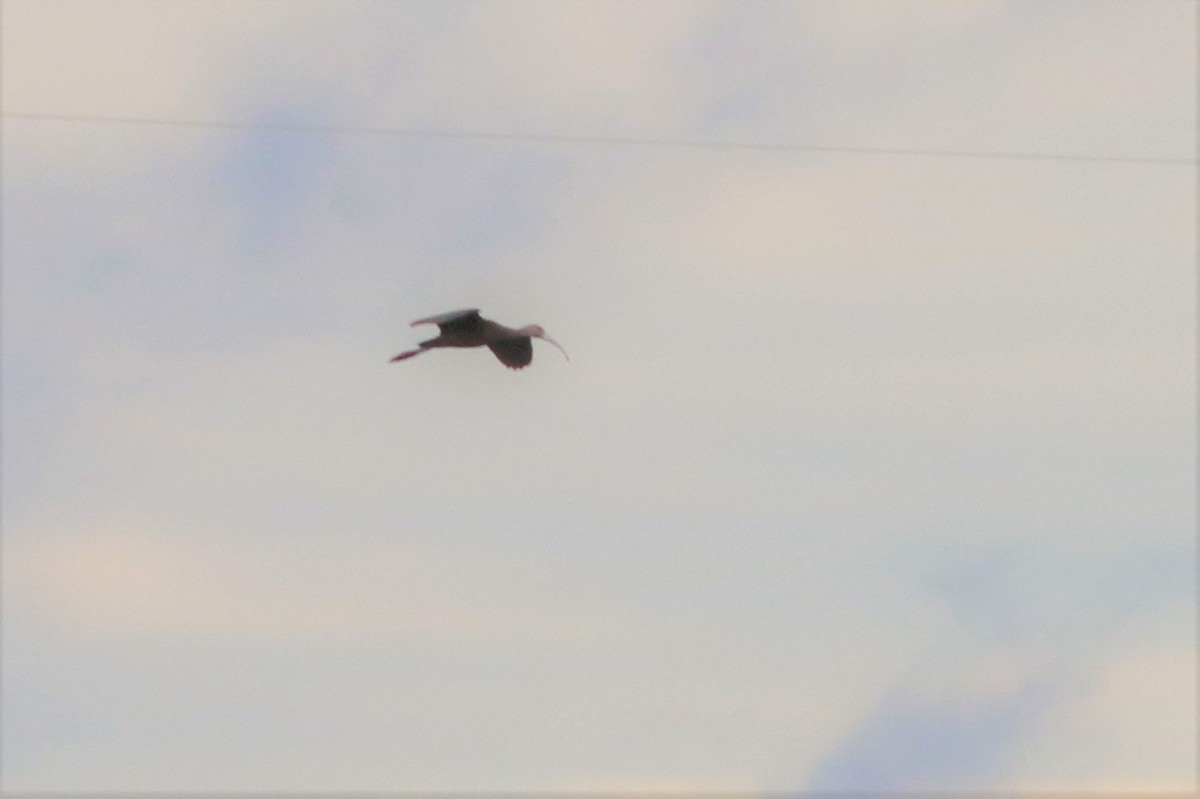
390, 308, 568, 370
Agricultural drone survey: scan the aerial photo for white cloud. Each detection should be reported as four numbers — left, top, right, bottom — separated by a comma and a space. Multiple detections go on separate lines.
5, 506, 951, 790
1004, 612, 1198, 790
382, 0, 712, 133
1, 0, 345, 117
6, 520, 632, 644
3, 0, 1194, 791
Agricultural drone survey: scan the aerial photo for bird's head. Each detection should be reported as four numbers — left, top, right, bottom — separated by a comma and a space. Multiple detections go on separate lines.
521, 325, 570, 361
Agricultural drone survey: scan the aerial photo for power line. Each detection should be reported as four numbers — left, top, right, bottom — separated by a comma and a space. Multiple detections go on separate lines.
2, 111, 1195, 166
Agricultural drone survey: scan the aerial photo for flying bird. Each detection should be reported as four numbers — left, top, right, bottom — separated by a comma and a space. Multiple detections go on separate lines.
390, 308, 569, 370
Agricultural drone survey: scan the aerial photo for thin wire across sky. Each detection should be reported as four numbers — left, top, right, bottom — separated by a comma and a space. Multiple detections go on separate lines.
2, 111, 1195, 166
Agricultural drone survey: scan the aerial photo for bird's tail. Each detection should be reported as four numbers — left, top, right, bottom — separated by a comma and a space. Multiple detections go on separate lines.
389, 349, 424, 362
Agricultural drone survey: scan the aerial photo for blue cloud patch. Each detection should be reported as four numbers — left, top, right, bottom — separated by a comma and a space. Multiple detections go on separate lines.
806, 671, 1061, 790
215, 107, 335, 248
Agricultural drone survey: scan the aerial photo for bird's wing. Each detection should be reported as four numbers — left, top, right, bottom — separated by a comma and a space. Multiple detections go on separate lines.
487, 337, 533, 370
411, 308, 482, 333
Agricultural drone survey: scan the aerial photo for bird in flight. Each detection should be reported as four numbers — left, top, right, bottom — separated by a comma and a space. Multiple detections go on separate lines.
390, 308, 569, 370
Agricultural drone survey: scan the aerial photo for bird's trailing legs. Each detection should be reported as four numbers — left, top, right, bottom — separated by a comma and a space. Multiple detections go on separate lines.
389, 348, 424, 362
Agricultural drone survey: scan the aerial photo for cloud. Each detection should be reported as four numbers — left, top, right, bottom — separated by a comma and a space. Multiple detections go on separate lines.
4, 508, 949, 791
0, 0, 348, 178
380, 0, 714, 134
5, 521, 634, 644
1, 0, 348, 117
804, 660, 1061, 790
3, 0, 1194, 791
802, 541, 1197, 791
1004, 611, 1198, 790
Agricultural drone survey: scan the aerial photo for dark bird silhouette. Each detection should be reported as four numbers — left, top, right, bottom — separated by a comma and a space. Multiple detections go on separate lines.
390, 308, 569, 370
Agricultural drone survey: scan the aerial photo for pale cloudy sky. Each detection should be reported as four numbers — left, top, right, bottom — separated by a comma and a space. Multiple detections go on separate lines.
1, 0, 1196, 792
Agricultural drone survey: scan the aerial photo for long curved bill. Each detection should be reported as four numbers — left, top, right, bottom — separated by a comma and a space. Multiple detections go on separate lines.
542, 335, 570, 361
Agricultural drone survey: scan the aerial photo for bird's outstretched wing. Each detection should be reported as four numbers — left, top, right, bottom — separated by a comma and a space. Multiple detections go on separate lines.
412, 308, 482, 334
487, 338, 533, 370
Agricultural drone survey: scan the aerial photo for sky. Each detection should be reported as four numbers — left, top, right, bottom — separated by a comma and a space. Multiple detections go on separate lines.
1, 0, 1196, 792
